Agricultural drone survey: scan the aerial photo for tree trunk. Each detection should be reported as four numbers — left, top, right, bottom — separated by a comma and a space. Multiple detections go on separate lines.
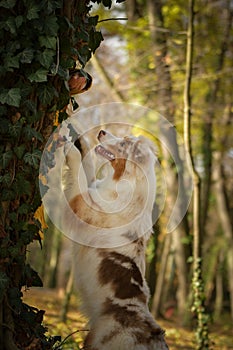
213, 151, 233, 321
147, 0, 189, 319
214, 251, 224, 320
151, 233, 171, 317
183, 0, 210, 347
60, 263, 74, 323
201, 1, 233, 231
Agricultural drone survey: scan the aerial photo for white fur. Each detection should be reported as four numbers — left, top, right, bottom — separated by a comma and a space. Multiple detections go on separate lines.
63, 130, 169, 350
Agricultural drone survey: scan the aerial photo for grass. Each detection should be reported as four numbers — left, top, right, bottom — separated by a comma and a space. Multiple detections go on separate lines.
23, 287, 233, 349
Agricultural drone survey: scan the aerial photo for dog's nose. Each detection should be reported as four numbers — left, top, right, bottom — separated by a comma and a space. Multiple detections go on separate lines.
98, 130, 106, 140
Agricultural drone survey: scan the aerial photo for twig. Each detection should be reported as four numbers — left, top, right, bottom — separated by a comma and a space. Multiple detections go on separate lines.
54, 329, 89, 349
98, 17, 128, 23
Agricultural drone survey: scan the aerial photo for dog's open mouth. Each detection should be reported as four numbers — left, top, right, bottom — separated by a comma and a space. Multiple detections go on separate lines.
95, 145, 115, 161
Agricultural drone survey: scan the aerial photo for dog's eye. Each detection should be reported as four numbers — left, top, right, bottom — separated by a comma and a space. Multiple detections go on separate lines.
120, 141, 126, 147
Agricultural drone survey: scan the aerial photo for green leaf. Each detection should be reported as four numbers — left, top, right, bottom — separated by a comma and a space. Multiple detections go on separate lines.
14, 145, 26, 159
43, 16, 59, 36
0, 272, 9, 302
8, 287, 23, 313
27, 4, 40, 20
28, 68, 48, 82
0, 173, 12, 187
1, 188, 15, 200
24, 264, 43, 287
18, 203, 31, 215
36, 49, 54, 68
8, 121, 22, 137
88, 15, 99, 26
102, 0, 112, 9
12, 174, 31, 195
0, 150, 13, 168
89, 30, 104, 53
38, 84, 57, 105
39, 36, 57, 49
9, 212, 17, 222
15, 15, 23, 28
23, 125, 43, 141
0, 88, 21, 107
5, 17, 16, 34
4, 54, 20, 70
0, 0, 16, 8
187, 256, 194, 263
19, 48, 34, 64
23, 100, 39, 117
23, 149, 42, 168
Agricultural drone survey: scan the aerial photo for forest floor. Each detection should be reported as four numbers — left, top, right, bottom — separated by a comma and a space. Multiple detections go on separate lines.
23, 287, 233, 350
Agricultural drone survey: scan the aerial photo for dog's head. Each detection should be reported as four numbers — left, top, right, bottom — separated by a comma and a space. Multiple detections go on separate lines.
95, 130, 157, 181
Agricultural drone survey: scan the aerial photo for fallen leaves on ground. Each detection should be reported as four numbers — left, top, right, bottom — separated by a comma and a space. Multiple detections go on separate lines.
23, 288, 233, 350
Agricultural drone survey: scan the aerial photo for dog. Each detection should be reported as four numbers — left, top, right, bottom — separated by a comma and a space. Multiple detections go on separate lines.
63, 129, 169, 350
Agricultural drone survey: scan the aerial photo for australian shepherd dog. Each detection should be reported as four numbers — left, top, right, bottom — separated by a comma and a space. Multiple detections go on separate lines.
63, 129, 169, 350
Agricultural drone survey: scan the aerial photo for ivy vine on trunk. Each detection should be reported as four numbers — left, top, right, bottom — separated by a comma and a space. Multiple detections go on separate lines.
0, 1, 124, 349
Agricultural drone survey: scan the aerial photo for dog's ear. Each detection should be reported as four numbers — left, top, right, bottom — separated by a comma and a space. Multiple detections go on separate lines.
131, 137, 157, 164
138, 136, 158, 158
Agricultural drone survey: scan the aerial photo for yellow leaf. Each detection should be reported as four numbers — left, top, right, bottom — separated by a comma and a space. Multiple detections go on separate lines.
34, 205, 48, 240
53, 110, 59, 127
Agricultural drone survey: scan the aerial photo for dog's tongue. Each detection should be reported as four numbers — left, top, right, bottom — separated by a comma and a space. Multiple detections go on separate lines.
95, 145, 115, 161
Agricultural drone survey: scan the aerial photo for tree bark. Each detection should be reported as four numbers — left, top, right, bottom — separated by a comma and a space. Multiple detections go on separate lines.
151, 233, 171, 317
201, 1, 233, 231
213, 150, 233, 321
147, 0, 189, 319
183, 0, 210, 347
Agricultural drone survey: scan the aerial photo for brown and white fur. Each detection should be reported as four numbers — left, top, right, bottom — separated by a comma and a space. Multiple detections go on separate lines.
63, 130, 169, 350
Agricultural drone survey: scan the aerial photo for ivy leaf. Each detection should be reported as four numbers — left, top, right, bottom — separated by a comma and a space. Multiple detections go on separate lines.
43, 16, 59, 36
5, 55, 20, 70
28, 68, 48, 82
0, 272, 9, 302
18, 203, 31, 215
36, 49, 54, 68
27, 4, 40, 20
23, 125, 43, 141
1, 188, 16, 200
8, 121, 22, 137
0, 173, 12, 187
12, 174, 31, 195
23, 149, 42, 168
39, 36, 57, 49
15, 15, 23, 28
19, 48, 34, 64
24, 264, 43, 288
14, 145, 26, 159
88, 15, 99, 26
104, 0, 112, 8
0, 88, 21, 107
8, 287, 23, 313
0, 150, 13, 168
5, 16, 16, 34
38, 84, 57, 105
89, 30, 104, 54
9, 212, 17, 222
0, 0, 16, 8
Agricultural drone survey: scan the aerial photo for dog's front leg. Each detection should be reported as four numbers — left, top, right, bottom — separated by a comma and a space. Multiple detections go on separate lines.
63, 142, 88, 202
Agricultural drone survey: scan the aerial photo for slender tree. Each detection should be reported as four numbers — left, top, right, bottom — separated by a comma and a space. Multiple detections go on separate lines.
183, 0, 210, 348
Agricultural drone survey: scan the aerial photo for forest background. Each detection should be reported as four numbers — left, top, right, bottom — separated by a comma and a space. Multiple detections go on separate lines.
0, 0, 233, 349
